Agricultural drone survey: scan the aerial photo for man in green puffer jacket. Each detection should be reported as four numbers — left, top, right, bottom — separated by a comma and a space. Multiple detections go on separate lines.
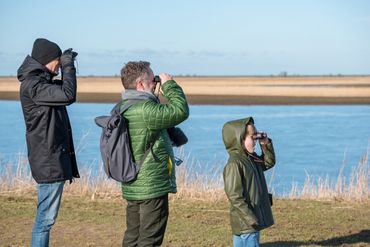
120, 61, 189, 247
223, 117, 276, 247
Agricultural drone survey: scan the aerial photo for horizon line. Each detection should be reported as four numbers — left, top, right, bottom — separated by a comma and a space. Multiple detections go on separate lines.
2, 74, 370, 78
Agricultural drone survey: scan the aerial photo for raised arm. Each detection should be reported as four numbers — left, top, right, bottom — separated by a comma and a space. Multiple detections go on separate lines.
31, 49, 77, 106
142, 79, 189, 130
260, 138, 276, 171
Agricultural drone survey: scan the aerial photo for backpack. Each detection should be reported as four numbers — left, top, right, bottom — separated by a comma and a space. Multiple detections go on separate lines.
94, 100, 158, 183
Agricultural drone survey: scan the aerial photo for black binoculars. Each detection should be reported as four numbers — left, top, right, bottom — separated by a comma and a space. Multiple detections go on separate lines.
153, 75, 161, 84
253, 132, 267, 140
167, 127, 188, 147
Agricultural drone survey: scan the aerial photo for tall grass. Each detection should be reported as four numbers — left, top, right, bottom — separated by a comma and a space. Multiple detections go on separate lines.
0, 156, 121, 200
288, 150, 369, 202
0, 149, 225, 201
172, 149, 225, 201
0, 149, 369, 202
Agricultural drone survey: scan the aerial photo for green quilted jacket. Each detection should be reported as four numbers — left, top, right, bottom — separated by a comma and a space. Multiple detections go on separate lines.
222, 117, 275, 234
121, 80, 189, 200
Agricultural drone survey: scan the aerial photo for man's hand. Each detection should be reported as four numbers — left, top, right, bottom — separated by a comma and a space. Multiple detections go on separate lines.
60, 48, 78, 68
159, 73, 173, 84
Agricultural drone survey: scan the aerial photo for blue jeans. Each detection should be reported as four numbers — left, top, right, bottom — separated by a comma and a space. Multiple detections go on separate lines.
233, 232, 260, 247
31, 181, 64, 247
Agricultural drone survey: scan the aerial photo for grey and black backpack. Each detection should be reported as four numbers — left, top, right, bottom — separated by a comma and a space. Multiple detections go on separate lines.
94, 100, 157, 183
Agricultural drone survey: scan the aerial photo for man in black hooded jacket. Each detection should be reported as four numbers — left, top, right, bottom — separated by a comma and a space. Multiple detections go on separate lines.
17, 38, 79, 247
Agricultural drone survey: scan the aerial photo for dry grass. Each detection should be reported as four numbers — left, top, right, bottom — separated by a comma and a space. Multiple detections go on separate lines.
0, 152, 225, 202
288, 150, 369, 202
1, 149, 369, 202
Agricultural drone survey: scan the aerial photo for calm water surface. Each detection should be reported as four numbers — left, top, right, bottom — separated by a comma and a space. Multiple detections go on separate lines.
1, 100, 369, 194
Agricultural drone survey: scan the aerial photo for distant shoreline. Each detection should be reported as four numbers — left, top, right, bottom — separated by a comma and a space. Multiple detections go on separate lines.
2, 76, 370, 105
1, 91, 370, 105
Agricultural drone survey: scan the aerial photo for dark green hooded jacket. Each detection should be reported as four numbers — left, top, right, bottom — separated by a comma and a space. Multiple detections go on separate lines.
222, 117, 275, 234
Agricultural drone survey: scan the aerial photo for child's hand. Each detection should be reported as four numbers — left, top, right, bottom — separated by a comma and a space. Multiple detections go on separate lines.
259, 133, 269, 145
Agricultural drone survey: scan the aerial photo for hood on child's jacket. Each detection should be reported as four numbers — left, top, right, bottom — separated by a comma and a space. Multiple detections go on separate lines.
222, 117, 254, 155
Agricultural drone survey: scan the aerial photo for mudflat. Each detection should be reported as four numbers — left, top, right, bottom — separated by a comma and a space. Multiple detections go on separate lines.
1, 76, 370, 104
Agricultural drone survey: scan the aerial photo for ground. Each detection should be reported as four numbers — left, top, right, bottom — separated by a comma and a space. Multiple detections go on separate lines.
0, 195, 369, 247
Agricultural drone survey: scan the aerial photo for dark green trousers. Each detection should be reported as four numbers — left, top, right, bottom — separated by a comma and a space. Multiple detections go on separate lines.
123, 194, 169, 247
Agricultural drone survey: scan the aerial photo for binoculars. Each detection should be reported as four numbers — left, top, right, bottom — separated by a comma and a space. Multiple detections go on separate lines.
167, 127, 188, 147
253, 132, 267, 140
153, 75, 161, 84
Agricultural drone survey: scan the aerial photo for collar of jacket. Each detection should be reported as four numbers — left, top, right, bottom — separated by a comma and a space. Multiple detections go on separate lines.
246, 151, 264, 163
121, 89, 160, 103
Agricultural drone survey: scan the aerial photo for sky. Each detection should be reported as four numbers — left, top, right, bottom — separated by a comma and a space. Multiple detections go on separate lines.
1, 0, 369, 76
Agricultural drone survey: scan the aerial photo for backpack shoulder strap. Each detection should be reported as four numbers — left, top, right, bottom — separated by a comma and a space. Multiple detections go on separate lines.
138, 131, 161, 166
114, 99, 161, 167
120, 100, 139, 114
110, 99, 142, 115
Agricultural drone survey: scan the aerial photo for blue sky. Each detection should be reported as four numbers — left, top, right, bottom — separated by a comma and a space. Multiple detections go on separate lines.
1, 0, 369, 76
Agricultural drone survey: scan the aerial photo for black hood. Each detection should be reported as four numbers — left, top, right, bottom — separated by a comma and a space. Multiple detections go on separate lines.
17, 55, 52, 82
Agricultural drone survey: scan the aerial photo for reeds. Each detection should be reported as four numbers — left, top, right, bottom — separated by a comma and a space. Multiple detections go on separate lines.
172, 152, 225, 201
0, 149, 369, 202
288, 150, 369, 202
0, 154, 121, 200
0, 150, 226, 201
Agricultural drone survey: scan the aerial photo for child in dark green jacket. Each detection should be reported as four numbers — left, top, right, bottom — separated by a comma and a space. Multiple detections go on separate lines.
223, 117, 276, 247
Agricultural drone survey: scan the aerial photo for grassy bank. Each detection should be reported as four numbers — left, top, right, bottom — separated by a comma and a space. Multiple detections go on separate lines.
0, 151, 369, 246
0, 195, 369, 246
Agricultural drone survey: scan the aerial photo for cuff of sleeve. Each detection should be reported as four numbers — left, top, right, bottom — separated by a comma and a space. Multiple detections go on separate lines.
261, 139, 273, 150
161, 80, 176, 90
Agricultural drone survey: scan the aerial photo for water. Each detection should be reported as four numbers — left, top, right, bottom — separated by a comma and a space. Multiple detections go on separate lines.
1, 100, 369, 194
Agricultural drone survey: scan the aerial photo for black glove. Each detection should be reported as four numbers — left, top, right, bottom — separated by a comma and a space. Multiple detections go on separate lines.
60, 48, 78, 68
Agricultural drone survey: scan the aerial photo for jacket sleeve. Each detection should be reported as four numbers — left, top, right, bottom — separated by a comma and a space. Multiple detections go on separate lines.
141, 80, 189, 130
223, 160, 258, 226
260, 139, 276, 171
30, 68, 77, 106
